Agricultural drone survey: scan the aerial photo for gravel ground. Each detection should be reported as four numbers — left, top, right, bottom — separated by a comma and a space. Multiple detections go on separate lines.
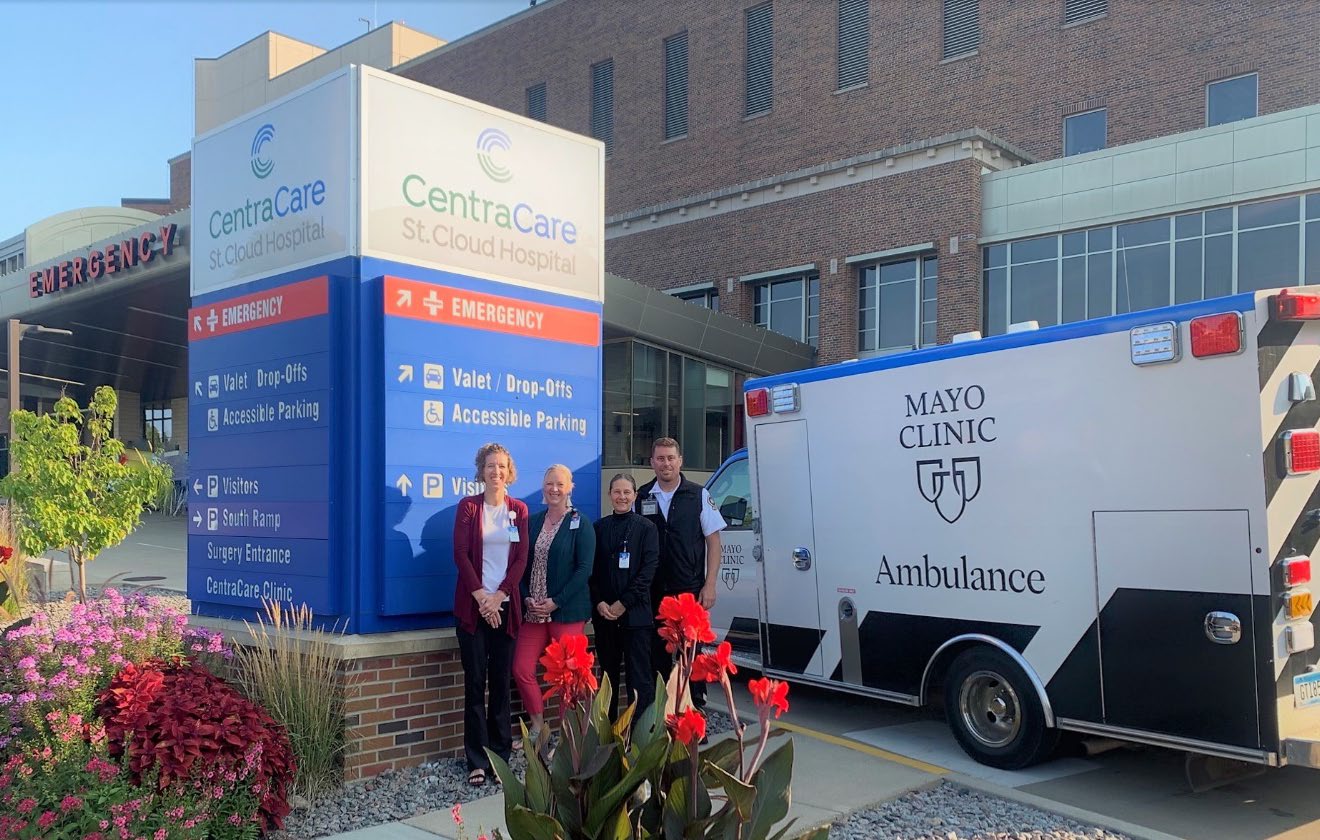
826, 782, 1132, 840
274, 709, 739, 839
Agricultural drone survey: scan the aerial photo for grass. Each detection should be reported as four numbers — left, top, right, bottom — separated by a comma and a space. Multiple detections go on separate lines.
233, 600, 349, 799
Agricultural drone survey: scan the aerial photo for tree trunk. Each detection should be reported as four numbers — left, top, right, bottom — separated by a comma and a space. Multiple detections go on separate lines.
73, 548, 86, 603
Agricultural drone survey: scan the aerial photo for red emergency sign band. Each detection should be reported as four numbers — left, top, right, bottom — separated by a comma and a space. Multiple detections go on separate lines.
189, 276, 329, 341
383, 275, 600, 347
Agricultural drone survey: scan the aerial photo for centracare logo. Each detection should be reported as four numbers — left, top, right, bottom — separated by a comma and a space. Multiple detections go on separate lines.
477, 128, 512, 183
251, 123, 275, 179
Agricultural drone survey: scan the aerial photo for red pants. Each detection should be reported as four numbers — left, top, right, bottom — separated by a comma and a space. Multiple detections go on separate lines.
512, 619, 586, 717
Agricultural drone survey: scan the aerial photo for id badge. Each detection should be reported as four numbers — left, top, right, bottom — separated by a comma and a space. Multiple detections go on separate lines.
641, 499, 659, 517
507, 525, 520, 543
569, 513, 581, 530
618, 550, 630, 569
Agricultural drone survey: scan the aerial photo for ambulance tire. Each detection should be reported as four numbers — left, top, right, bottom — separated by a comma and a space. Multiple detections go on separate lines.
944, 647, 1059, 770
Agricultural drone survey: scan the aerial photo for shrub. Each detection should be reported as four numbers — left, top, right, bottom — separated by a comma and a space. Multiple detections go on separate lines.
0, 589, 228, 754
97, 659, 297, 831
232, 600, 347, 798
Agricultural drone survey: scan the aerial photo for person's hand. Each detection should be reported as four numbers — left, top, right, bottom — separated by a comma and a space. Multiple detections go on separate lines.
540, 597, 557, 615
596, 601, 614, 620
482, 607, 502, 628
608, 601, 626, 620
699, 583, 717, 611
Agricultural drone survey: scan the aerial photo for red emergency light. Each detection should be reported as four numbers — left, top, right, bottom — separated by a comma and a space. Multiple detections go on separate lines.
745, 388, 770, 417
1283, 556, 1313, 588
1272, 289, 1320, 321
1285, 429, 1320, 474
1189, 312, 1242, 358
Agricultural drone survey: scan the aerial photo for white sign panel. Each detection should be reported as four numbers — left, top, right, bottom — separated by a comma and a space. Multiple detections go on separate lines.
191, 70, 354, 296
361, 68, 604, 302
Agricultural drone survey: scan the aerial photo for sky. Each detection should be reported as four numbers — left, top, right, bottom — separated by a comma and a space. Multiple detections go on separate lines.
0, 0, 532, 237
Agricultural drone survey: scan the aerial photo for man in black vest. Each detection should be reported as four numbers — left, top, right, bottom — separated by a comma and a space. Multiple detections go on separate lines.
636, 437, 726, 717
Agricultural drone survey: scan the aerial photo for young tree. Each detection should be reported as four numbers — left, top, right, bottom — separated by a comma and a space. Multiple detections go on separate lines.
0, 386, 172, 601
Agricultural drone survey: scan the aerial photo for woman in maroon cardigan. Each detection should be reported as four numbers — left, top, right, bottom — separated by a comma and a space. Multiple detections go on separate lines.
452, 442, 529, 786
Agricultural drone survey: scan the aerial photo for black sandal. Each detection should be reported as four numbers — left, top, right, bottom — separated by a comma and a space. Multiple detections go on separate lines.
468, 768, 486, 786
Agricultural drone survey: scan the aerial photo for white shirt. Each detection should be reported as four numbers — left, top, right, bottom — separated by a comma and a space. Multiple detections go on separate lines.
651, 484, 727, 537
481, 502, 513, 593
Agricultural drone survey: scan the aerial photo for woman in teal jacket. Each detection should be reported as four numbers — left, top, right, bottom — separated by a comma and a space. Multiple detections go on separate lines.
513, 464, 596, 743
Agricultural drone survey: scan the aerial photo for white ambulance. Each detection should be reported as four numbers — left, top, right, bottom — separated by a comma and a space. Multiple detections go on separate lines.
705, 287, 1320, 772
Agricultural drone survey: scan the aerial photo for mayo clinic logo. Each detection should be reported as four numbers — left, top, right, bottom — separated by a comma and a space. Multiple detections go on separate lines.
250, 123, 276, 179
476, 128, 512, 183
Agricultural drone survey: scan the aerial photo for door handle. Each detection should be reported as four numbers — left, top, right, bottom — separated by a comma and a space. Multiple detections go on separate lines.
792, 547, 812, 570
1204, 611, 1241, 645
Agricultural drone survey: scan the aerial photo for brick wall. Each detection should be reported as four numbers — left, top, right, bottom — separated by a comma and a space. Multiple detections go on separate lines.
401, 0, 1320, 217
606, 158, 985, 365
338, 639, 564, 780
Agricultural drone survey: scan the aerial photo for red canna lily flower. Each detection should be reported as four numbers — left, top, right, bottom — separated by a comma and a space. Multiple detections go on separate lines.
656, 593, 716, 654
747, 677, 790, 719
0, 545, 11, 563
539, 633, 599, 707
690, 641, 738, 683
667, 709, 707, 747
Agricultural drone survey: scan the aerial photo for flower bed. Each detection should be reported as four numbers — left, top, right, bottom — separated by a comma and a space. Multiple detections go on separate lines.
0, 590, 296, 838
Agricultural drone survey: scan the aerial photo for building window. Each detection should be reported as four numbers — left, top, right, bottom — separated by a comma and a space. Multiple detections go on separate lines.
836, 0, 869, 91
591, 60, 615, 156
664, 32, 689, 140
745, 2, 774, 117
753, 273, 818, 346
858, 256, 939, 354
526, 82, 547, 122
1064, 108, 1106, 156
674, 288, 720, 311
942, 0, 980, 60
982, 191, 1319, 334
1207, 73, 1258, 127
143, 405, 173, 451
1064, 0, 1107, 25
603, 340, 742, 471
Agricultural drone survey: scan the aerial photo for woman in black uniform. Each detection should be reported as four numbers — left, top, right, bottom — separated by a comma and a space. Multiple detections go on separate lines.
591, 473, 660, 720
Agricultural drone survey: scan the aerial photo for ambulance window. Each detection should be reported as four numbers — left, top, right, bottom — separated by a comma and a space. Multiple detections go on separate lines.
707, 458, 754, 530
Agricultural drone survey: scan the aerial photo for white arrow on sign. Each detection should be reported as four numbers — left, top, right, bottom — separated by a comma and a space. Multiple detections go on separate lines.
192, 315, 202, 332
194, 381, 203, 398
396, 288, 413, 308
193, 479, 202, 495
398, 364, 414, 383
395, 473, 413, 496
192, 511, 202, 526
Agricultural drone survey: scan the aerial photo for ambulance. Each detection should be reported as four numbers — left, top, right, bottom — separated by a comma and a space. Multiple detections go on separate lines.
705, 286, 1320, 772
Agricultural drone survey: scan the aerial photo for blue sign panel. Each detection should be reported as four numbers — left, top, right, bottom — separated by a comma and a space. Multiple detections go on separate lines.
187, 274, 341, 618
378, 272, 602, 617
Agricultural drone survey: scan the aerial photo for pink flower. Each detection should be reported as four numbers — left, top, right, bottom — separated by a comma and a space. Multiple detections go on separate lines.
451, 803, 462, 826
228, 814, 243, 825
38, 811, 57, 829
17, 797, 36, 813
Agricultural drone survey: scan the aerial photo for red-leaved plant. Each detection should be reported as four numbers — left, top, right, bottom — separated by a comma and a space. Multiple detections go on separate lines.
489, 594, 827, 839
96, 659, 297, 830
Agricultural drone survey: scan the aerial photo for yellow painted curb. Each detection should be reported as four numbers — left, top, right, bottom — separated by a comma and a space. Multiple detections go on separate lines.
772, 720, 951, 776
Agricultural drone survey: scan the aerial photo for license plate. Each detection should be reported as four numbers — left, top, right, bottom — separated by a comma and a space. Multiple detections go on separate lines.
1295, 672, 1320, 708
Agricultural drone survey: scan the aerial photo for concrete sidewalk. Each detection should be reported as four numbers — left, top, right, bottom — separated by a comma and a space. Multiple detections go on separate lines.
322, 725, 941, 840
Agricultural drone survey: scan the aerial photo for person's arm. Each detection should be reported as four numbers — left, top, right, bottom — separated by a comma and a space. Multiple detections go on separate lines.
452, 498, 486, 606
590, 520, 608, 610
547, 513, 595, 612
498, 501, 530, 602
698, 488, 728, 610
620, 519, 659, 612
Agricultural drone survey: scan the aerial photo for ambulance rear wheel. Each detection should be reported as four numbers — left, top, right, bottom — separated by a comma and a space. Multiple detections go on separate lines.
944, 647, 1058, 770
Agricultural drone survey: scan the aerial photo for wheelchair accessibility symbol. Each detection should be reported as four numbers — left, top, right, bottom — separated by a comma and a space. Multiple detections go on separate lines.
423, 400, 445, 428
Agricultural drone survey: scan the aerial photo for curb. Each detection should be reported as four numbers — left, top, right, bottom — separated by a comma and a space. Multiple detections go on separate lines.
943, 773, 1186, 840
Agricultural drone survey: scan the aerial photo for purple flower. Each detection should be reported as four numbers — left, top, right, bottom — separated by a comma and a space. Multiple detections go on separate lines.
15, 657, 35, 670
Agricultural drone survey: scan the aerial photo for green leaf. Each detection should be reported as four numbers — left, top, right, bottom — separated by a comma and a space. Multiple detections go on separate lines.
488, 751, 526, 808
662, 775, 689, 840
585, 735, 670, 837
696, 737, 743, 780
631, 675, 669, 749
507, 805, 567, 840
745, 740, 795, 840
524, 734, 555, 814
574, 740, 618, 781
794, 824, 831, 840
704, 762, 756, 820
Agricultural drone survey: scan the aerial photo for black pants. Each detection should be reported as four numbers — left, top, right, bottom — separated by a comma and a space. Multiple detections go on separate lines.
651, 589, 706, 709
595, 618, 655, 720
456, 619, 514, 772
